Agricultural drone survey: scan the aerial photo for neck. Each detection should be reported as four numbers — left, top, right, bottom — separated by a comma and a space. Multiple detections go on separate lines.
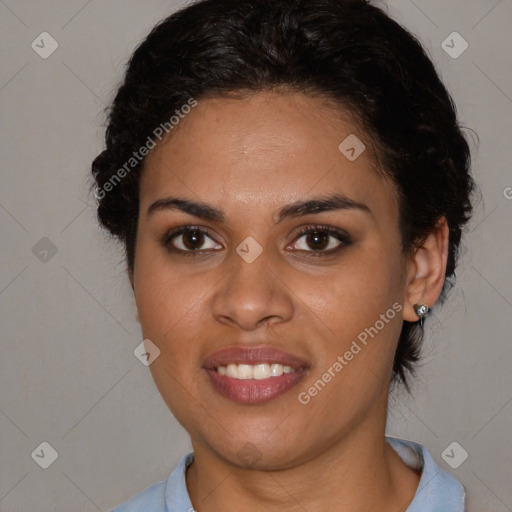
185, 418, 421, 512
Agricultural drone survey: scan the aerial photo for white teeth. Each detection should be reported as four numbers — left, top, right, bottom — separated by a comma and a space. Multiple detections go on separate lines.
216, 363, 296, 379
253, 363, 270, 380
237, 364, 253, 379
226, 364, 238, 378
270, 363, 283, 377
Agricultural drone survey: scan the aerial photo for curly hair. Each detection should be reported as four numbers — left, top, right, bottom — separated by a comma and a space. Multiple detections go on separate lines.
91, 0, 477, 390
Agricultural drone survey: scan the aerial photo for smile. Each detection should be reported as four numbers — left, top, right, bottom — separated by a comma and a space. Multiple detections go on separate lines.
216, 363, 296, 379
203, 345, 309, 404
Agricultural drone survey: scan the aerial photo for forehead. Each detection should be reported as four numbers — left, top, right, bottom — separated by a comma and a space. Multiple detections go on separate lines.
140, 91, 399, 225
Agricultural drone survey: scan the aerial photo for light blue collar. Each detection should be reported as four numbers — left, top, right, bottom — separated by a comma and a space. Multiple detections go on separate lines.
112, 436, 466, 511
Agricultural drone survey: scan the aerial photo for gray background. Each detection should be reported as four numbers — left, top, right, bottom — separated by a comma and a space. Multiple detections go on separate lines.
0, 0, 511, 511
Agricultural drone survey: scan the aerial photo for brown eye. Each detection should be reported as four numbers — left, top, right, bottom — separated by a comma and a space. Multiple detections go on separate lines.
180, 230, 205, 250
303, 231, 331, 251
163, 227, 222, 254
290, 225, 352, 254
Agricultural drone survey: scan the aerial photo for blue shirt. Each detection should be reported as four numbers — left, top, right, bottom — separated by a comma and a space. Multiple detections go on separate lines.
110, 436, 467, 511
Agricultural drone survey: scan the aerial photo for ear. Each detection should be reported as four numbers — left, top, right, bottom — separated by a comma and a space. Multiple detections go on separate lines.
403, 216, 449, 322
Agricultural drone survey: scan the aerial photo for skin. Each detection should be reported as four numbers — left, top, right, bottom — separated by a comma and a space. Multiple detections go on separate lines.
131, 91, 449, 512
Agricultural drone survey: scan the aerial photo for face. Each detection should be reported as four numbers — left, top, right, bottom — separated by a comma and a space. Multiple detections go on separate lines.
132, 91, 409, 469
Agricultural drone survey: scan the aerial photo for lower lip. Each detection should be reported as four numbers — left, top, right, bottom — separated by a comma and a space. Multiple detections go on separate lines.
205, 369, 306, 404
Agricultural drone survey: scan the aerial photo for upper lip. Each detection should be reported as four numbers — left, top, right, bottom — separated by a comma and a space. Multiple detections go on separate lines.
203, 345, 309, 371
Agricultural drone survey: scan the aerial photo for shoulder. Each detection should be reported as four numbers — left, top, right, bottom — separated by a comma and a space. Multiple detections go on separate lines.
109, 479, 167, 512
109, 452, 195, 512
386, 436, 467, 512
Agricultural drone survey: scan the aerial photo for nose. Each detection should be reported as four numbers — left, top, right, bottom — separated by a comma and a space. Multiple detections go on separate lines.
210, 248, 294, 331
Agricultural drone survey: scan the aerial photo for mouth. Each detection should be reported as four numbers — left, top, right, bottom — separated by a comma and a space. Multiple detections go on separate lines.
216, 362, 298, 379
203, 345, 309, 405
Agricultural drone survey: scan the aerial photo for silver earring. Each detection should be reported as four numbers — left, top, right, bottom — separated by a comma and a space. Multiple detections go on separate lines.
413, 303, 429, 328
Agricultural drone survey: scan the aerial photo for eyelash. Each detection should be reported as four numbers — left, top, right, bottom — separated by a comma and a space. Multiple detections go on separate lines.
161, 224, 352, 258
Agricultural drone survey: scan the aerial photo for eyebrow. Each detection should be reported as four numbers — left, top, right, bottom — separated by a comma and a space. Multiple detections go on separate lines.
147, 193, 372, 223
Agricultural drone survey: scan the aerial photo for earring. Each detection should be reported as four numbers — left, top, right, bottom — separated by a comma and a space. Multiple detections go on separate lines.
413, 303, 430, 328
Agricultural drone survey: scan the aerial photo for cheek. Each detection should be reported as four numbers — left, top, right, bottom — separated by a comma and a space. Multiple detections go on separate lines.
133, 237, 198, 340
299, 242, 405, 377
133, 261, 215, 433
133, 260, 206, 411
135, 271, 206, 344
307, 242, 402, 318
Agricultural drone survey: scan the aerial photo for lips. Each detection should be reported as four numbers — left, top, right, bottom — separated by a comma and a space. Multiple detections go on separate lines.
203, 345, 309, 405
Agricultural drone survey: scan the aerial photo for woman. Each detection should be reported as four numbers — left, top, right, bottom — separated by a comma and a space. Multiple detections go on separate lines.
92, 0, 476, 510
